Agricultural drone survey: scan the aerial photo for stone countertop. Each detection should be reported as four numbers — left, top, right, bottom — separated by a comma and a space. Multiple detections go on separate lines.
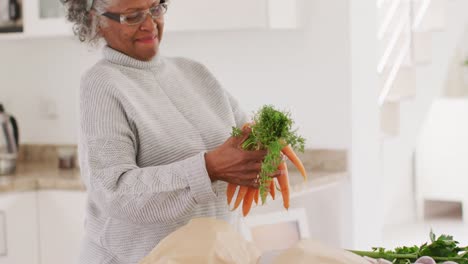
9, 144, 348, 193
0, 162, 84, 193
288, 171, 347, 198
0, 162, 347, 193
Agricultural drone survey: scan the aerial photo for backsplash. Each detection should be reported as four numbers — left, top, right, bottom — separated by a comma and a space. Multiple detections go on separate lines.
17, 144, 347, 173
287, 149, 347, 173
18, 144, 77, 163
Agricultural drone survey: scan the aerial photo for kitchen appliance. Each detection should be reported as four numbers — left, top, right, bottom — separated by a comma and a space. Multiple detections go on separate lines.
0, 0, 22, 33
8, 0, 20, 21
0, 104, 19, 175
0, 0, 10, 25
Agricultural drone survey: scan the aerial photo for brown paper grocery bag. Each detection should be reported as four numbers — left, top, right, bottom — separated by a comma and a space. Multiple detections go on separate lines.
139, 217, 261, 264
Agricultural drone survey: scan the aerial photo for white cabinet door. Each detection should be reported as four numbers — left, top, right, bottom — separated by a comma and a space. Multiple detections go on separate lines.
37, 191, 86, 264
165, 0, 269, 31
165, 0, 299, 31
0, 192, 39, 264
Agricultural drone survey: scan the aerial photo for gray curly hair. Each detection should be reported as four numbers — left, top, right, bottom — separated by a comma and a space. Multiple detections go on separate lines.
62, 0, 110, 43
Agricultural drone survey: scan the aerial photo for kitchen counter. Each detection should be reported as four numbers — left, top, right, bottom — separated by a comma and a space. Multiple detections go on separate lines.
288, 171, 347, 198
0, 162, 84, 192
6, 144, 348, 193
0, 162, 347, 194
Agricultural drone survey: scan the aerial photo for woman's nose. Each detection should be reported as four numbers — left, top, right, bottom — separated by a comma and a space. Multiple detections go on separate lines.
139, 13, 156, 31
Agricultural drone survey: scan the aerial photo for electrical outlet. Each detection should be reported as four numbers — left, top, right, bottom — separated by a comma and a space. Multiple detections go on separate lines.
38, 98, 58, 120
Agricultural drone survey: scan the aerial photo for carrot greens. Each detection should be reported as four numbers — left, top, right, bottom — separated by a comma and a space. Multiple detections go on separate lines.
350, 230, 468, 264
231, 105, 305, 204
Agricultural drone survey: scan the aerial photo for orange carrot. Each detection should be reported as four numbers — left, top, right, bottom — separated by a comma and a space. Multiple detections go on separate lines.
242, 188, 255, 216
277, 161, 290, 210
269, 179, 276, 200
254, 189, 259, 205
281, 144, 307, 180
226, 183, 238, 206
232, 186, 248, 210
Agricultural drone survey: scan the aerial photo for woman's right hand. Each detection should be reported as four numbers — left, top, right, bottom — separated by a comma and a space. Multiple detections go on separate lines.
204, 126, 279, 188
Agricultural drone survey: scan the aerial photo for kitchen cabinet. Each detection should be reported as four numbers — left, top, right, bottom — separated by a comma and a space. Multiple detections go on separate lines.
0, 0, 23, 33
166, 0, 268, 31
0, 0, 299, 39
0, 191, 86, 264
37, 190, 86, 264
165, 0, 299, 31
0, 192, 39, 264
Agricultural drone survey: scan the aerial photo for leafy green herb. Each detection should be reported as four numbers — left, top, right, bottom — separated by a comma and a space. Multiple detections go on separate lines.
231, 105, 305, 204
349, 230, 468, 264
231, 127, 243, 137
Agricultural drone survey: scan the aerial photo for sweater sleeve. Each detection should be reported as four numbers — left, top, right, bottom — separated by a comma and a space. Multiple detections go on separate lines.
79, 71, 218, 225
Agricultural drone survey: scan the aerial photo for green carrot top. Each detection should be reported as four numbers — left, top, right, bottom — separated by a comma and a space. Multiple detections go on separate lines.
350, 230, 468, 264
231, 105, 305, 203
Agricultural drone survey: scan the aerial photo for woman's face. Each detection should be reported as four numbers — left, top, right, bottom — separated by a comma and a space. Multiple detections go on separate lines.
99, 0, 164, 61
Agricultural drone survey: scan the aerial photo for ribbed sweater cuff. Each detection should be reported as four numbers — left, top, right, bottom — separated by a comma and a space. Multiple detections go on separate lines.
185, 152, 218, 204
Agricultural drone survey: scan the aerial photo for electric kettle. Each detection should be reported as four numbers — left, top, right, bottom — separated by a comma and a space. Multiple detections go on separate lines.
0, 103, 19, 175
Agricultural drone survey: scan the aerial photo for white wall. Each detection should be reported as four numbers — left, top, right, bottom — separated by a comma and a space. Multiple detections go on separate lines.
416, 99, 468, 214
413, 28, 468, 220
347, 0, 381, 249
0, 0, 350, 149
444, 27, 468, 97
382, 0, 468, 226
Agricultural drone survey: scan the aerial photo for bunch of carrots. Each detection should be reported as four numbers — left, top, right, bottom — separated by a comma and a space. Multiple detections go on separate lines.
226, 105, 307, 217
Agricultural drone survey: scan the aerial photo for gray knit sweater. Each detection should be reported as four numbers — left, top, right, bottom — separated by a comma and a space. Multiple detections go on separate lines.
78, 46, 247, 264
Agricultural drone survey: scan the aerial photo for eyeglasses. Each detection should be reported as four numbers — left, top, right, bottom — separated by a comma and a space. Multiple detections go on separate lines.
101, 1, 169, 26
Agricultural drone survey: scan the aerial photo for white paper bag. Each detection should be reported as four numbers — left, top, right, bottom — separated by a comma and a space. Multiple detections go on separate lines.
139, 217, 261, 264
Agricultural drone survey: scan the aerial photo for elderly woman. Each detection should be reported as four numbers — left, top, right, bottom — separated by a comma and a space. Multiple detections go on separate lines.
62, 0, 278, 263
